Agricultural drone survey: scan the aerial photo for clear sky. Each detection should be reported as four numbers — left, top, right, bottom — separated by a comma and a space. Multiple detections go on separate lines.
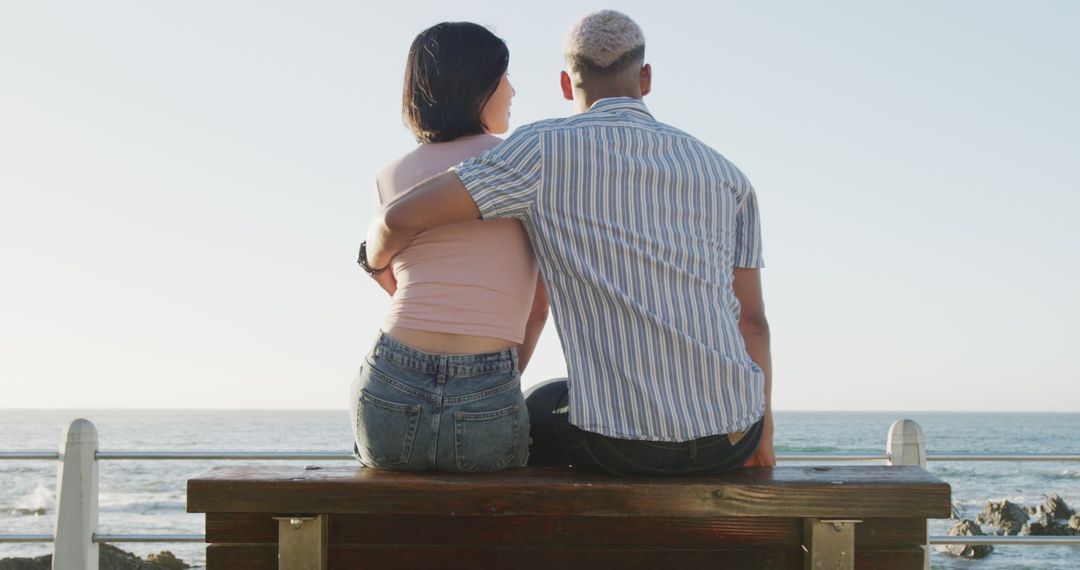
1, 1, 1077, 411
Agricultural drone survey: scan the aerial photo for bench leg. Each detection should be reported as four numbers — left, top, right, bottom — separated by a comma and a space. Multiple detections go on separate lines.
803, 518, 860, 570
274, 515, 327, 570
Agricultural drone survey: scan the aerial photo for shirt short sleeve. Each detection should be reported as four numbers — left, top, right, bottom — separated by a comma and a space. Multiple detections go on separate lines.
733, 185, 765, 268
452, 125, 542, 220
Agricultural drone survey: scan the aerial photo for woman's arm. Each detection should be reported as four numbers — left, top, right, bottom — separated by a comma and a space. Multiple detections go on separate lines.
516, 275, 549, 373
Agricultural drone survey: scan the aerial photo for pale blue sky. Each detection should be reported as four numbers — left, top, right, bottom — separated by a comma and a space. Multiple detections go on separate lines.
1, 1, 1076, 410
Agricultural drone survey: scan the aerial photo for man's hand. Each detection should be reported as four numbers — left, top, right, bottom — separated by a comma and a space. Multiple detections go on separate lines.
366, 171, 481, 270
742, 410, 775, 467
372, 268, 397, 297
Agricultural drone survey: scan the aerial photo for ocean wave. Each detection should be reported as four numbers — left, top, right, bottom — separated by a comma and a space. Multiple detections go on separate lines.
98, 493, 186, 514
7, 484, 54, 516
951, 493, 1080, 509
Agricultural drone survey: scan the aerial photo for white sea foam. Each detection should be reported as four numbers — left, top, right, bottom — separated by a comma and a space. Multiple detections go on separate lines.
11, 483, 54, 515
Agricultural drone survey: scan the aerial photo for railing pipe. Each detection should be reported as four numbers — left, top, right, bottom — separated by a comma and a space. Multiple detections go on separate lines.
927, 453, 1080, 461
776, 454, 888, 462
929, 536, 1080, 546
5, 451, 1078, 462
0, 451, 60, 460
0, 534, 53, 543
93, 533, 206, 543
95, 451, 352, 460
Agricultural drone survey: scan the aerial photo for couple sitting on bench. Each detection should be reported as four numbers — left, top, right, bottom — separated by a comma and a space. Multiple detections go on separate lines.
356, 10, 773, 477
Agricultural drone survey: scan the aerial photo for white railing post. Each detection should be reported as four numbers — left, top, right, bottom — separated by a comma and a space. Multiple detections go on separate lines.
887, 419, 929, 570
887, 419, 927, 468
53, 418, 98, 570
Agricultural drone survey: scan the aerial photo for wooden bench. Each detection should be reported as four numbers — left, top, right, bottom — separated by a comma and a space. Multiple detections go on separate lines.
187, 465, 950, 570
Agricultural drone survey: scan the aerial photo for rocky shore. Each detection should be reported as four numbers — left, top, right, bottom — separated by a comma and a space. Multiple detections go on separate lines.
0, 544, 190, 570
946, 494, 1080, 559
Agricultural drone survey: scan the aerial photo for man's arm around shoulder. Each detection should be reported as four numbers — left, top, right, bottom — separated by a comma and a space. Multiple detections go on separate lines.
365, 171, 479, 269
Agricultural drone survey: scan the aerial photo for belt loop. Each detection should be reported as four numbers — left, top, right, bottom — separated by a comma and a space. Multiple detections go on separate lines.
437, 355, 448, 383
510, 348, 520, 373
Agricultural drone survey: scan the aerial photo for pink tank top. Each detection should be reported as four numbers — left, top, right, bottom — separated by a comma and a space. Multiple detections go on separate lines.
376, 134, 539, 344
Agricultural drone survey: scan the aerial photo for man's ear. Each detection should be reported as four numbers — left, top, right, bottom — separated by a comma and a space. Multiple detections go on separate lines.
560, 71, 574, 101
640, 63, 652, 97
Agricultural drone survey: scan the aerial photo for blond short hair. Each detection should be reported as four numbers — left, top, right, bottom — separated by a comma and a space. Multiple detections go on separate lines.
563, 10, 645, 75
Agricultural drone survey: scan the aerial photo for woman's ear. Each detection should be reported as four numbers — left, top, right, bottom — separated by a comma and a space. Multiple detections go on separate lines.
560, 71, 574, 101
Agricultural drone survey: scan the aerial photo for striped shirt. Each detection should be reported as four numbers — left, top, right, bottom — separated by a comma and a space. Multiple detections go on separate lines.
453, 97, 765, 442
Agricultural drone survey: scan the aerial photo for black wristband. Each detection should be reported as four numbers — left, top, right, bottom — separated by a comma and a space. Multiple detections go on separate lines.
357, 241, 390, 276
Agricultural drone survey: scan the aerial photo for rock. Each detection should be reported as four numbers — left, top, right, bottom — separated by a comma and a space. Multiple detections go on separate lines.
0, 544, 188, 570
945, 519, 994, 559
1022, 512, 1069, 536
1069, 513, 1080, 534
1039, 494, 1075, 521
0, 556, 49, 570
146, 551, 189, 570
977, 500, 1029, 535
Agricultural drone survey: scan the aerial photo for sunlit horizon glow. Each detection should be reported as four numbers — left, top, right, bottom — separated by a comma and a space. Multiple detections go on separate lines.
1, 1, 1077, 411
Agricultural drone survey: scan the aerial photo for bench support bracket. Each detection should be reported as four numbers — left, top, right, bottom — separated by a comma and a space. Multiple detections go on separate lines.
803, 518, 860, 570
274, 515, 327, 570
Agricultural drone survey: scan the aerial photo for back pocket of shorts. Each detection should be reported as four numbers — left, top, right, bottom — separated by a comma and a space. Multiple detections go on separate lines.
355, 390, 421, 467
453, 403, 522, 472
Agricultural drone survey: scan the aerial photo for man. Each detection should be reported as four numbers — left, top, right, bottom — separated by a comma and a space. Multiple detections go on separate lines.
364, 10, 774, 475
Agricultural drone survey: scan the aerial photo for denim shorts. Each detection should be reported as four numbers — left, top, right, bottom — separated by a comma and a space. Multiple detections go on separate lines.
350, 333, 530, 472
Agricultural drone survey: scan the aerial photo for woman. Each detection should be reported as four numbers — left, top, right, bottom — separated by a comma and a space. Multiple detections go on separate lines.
351, 22, 547, 472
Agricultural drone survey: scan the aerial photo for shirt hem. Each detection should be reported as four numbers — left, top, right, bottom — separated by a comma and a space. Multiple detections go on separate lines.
568, 402, 766, 443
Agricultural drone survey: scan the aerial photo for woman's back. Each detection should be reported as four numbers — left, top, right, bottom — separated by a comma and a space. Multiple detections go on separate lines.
376, 134, 539, 350
352, 21, 538, 473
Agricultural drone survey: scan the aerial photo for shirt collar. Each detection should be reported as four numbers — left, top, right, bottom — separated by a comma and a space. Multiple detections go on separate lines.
587, 97, 654, 119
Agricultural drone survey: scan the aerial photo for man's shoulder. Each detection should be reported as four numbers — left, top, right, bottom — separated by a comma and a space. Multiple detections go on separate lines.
511, 116, 579, 136
651, 121, 752, 181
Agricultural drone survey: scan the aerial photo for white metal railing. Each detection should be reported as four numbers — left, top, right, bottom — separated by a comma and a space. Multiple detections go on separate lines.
9, 451, 1080, 462
95, 451, 351, 460
2, 418, 1079, 570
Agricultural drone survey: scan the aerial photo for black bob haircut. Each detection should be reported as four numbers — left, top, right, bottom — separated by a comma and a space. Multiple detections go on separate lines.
402, 22, 509, 144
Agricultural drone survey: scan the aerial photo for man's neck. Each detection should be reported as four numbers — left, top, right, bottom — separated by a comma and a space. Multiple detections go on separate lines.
574, 89, 642, 114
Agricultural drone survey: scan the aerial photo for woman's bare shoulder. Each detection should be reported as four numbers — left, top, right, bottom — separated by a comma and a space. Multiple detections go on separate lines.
376, 135, 503, 201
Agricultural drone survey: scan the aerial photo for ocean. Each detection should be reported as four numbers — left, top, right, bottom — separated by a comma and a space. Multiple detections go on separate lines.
1, 410, 1078, 569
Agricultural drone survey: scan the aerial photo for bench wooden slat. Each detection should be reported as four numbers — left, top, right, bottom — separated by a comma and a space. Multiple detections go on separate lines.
207, 513, 926, 547
206, 544, 925, 570
207, 545, 804, 570
188, 465, 950, 519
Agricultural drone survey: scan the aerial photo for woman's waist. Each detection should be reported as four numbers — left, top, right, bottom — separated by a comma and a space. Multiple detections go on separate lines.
385, 288, 532, 345
382, 326, 517, 355
371, 330, 519, 376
